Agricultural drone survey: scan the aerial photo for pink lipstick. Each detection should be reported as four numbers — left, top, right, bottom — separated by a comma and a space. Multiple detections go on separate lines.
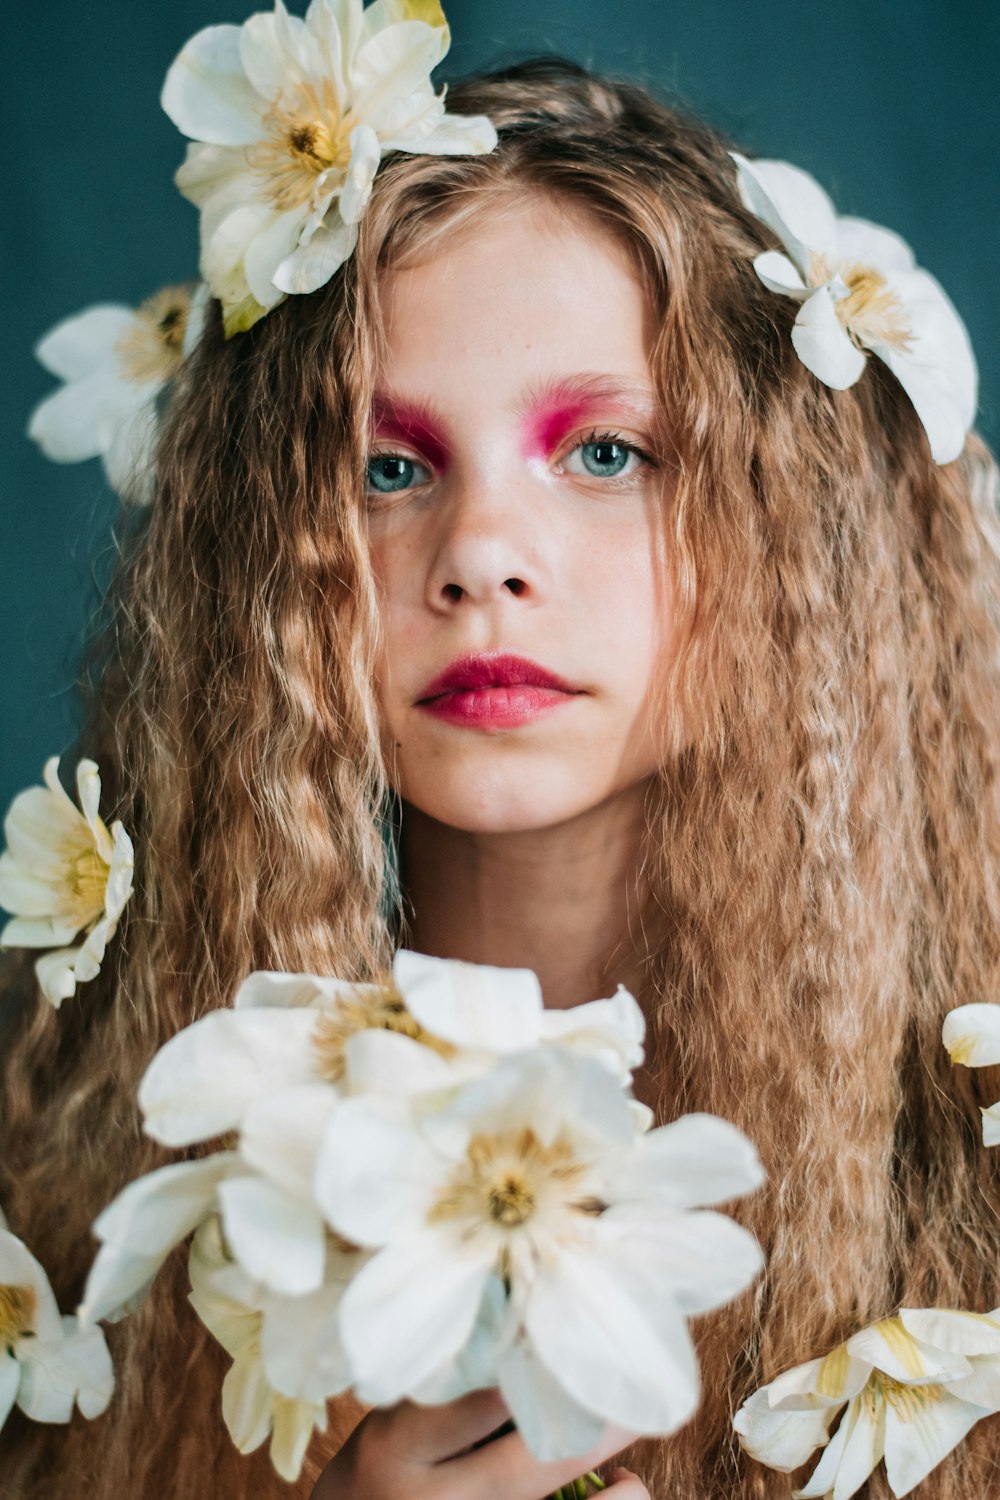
416, 652, 583, 728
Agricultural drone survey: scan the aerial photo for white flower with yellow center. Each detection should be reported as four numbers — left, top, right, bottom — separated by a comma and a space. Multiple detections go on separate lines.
0, 757, 134, 1007
943, 1003, 1000, 1145
187, 1216, 354, 1481
733, 1308, 1000, 1498
161, 0, 498, 336
316, 1047, 764, 1462
731, 153, 977, 464
27, 284, 207, 502
0, 1210, 114, 1432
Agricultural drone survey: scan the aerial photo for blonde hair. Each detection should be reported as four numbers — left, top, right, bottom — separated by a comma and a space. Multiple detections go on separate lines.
3, 57, 1000, 1498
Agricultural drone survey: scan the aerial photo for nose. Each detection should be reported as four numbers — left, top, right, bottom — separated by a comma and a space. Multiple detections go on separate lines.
424, 461, 552, 612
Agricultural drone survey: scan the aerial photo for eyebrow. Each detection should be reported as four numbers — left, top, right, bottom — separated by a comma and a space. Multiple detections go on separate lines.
516, 374, 658, 459
370, 392, 452, 470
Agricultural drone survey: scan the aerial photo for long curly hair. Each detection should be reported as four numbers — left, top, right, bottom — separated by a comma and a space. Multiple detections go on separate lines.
3, 56, 1000, 1499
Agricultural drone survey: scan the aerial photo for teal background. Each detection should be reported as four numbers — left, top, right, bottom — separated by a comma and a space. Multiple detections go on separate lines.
2, 0, 997, 823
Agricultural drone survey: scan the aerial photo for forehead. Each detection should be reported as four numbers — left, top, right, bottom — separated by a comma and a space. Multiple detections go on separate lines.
374, 194, 658, 398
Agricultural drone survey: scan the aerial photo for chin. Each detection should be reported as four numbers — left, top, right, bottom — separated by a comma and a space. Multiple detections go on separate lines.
397, 767, 612, 835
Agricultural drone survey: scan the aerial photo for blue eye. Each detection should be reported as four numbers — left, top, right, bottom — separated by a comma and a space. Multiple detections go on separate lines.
366, 454, 431, 494
562, 432, 650, 481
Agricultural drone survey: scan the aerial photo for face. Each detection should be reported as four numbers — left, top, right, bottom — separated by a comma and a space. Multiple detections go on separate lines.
366, 196, 674, 834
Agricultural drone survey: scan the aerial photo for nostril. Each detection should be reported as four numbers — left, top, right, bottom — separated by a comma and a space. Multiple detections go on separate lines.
504, 578, 526, 596
443, 582, 464, 601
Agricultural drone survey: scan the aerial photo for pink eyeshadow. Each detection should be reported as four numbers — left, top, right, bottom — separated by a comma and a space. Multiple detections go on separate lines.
371, 396, 450, 472
522, 399, 596, 460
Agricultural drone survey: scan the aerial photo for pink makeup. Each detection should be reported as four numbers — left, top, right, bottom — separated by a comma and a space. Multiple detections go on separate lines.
416, 651, 584, 730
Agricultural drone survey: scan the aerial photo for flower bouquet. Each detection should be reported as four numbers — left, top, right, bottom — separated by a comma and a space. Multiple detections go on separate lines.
80, 949, 764, 1483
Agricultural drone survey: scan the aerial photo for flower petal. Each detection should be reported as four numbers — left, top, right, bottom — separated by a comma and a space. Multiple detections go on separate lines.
846, 1317, 972, 1385
383, 107, 498, 156
791, 288, 868, 390
606, 1112, 764, 1211
16, 1319, 114, 1424
898, 1308, 1000, 1358
338, 1228, 490, 1400
868, 266, 978, 463
835, 217, 915, 273
33, 947, 83, 1007
161, 24, 265, 147
260, 1278, 353, 1403
392, 948, 544, 1053
731, 154, 838, 276
218, 1175, 326, 1295
883, 1388, 984, 1497
339, 123, 381, 225
28, 371, 148, 464
138, 1007, 321, 1146
81, 1153, 238, 1323
0, 1354, 20, 1429
243, 210, 308, 308
272, 219, 360, 295
522, 1245, 700, 1437
239, 1083, 338, 1201
349, 20, 443, 128
34, 306, 135, 382
982, 1103, 1000, 1147
943, 1004, 1000, 1068
314, 1095, 440, 1244
499, 1332, 607, 1463
753, 249, 808, 297
734, 1387, 836, 1471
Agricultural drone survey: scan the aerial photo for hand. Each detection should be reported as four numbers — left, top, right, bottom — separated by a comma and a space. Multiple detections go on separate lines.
309, 1387, 651, 1500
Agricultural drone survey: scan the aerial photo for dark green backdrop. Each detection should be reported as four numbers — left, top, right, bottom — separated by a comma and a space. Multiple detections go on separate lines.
2, 0, 997, 822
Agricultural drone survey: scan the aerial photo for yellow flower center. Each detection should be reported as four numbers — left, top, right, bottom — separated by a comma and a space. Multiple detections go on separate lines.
249, 80, 357, 212
0, 1284, 37, 1349
867, 1373, 944, 1423
312, 985, 455, 1082
429, 1127, 604, 1233
115, 286, 196, 385
810, 253, 913, 351
58, 828, 110, 928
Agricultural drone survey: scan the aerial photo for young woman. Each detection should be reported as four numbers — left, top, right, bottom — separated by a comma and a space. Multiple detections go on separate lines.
3, 53, 1000, 1500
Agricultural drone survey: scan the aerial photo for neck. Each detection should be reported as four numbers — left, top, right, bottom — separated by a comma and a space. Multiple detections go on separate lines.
397, 782, 654, 1009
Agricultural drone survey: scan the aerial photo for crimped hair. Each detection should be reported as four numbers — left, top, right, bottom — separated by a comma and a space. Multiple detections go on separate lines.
3, 55, 1000, 1499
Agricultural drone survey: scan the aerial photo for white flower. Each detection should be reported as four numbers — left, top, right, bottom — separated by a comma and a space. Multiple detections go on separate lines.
315, 1047, 763, 1462
0, 757, 134, 1008
0, 1217, 114, 1432
943, 1004, 1000, 1145
733, 1308, 1000, 1499
731, 153, 977, 464
187, 1217, 345, 1481
160, 0, 498, 335
27, 284, 208, 502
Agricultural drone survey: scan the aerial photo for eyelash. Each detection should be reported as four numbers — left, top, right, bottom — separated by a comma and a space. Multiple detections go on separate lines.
366, 428, 657, 498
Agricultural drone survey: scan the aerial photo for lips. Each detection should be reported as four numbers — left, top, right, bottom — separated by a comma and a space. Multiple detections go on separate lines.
414, 652, 583, 731
416, 652, 580, 702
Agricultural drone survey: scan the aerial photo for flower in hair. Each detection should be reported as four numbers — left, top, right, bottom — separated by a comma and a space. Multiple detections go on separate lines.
731, 153, 977, 465
27, 284, 207, 503
161, 0, 498, 337
943, 1003, 1000, 1146
733, 1308, 1000, 1498
0, 1207, 114, 1433
0, 758, 134, 1007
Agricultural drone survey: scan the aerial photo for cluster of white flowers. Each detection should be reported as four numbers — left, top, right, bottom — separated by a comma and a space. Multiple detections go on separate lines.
0, 1208, 113, 1436
80, 949, 764, 1481
0, 758, 134, 1007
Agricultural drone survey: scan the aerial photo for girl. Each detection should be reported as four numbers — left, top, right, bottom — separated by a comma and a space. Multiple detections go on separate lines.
3, 51, 1000, 1500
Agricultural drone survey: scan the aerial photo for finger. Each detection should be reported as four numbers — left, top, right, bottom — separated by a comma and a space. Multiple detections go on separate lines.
381, 1387, 511, 1465
444, 1416, 639, 1500
604, 1467, 652, 1496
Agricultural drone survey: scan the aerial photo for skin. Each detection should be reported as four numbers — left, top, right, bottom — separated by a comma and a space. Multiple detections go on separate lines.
312, 197, 668, 1498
